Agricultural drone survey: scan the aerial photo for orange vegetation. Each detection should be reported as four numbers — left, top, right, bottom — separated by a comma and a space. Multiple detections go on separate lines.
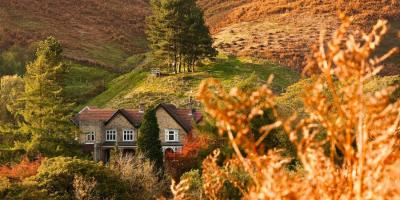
172, 17, 400, 199
0, 156, 43, 180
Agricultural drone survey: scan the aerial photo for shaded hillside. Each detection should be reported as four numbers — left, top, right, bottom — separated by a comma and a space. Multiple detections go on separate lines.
0, 0, 150, 69
198, 0, 400, 71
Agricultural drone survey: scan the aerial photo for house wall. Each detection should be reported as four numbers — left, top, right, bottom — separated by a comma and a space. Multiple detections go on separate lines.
155, 107, 188, 144
79, 120, 105, 143
104, 114, 137, 142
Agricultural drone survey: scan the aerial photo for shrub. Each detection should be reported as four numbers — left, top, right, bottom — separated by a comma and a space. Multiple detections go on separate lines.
0, 156, 42, 180
32, 157, 129, 199
172, 170, 205, 200
165, 135, 210, 180
0, 180, 48, 200
73, 175, 98, 200
110, 152, 170, 200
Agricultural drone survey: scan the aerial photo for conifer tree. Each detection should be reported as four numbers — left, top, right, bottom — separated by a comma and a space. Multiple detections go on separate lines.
146, 0, 216, 73
16, 36, 80, 157
137, 107, 163, 172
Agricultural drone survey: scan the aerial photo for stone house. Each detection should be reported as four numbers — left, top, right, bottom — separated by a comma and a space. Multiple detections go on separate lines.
72, 103, 202, 162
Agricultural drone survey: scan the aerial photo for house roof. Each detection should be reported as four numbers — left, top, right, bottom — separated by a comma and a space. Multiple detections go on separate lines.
73, 104, 202, 133
156, 103, 202, 133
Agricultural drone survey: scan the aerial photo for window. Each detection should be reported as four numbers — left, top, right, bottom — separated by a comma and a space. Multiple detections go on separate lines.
165, 129, 179, 142
85, 131, 95, 144
105, 129, 116, 141
123, 129, 134, 141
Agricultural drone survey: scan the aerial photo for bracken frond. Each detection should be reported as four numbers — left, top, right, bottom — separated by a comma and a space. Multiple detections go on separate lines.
174, 16, 400, 200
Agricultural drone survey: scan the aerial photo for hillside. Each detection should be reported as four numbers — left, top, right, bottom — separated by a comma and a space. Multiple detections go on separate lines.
1, 0, 398, 71
0, 0, 149, 69
83, 55, 300, 110
198, 0, 400, 70
0, 0, 399, 109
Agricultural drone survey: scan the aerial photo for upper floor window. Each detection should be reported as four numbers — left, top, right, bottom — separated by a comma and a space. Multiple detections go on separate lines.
165, 129, 179, 142
106, 129, 116, 141
123, 129, 134, 141
85, 131, 95, 144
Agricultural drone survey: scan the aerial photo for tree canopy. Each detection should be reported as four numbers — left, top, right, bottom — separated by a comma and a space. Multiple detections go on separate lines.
137, 107, 164, 172
12, 36, 80, 157
146, 0, 217, 73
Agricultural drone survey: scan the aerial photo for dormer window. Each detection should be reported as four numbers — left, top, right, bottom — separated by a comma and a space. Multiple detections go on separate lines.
123, 129, 134, 141
85, 131, 95, 144
165, 129, 179, 142
105, 129, 116, 141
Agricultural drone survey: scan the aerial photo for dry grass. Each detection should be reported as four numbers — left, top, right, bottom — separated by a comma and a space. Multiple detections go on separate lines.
172, 17, 400, 199
204, 0, 400, 70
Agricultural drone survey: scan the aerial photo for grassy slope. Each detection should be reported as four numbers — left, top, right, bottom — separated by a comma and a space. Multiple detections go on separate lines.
63, 61, 117, 106
85, 55, 300, 109
0, 0, 149, 69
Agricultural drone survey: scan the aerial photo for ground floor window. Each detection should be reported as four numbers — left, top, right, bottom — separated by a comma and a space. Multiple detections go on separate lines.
123, 129, 134, 141
105, 129, 116, 141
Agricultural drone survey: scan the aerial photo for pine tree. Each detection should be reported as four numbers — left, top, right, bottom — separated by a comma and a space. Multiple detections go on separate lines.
16, 36, 80, 157
137, 107, 163, 172
146, 0, 216, 73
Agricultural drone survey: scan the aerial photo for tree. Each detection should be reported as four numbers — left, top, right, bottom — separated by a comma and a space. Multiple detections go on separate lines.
15, 36, 80, 157
137, 107, 163, 172
146, 0, 216, 73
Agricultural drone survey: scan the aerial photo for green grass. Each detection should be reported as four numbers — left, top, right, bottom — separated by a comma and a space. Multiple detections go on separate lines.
84, 55, 300, 109
85, 43, 129, 67
205, 55, 300, 92
63, 61, 117, 107
86, 70, 148, 108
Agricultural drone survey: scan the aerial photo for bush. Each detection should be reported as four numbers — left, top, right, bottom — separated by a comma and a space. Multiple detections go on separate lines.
31, 157, 129, 199
110, 152, 170, 200
0, 156, 42, 180
0, 180, 48, 200
177, 170, 205, 200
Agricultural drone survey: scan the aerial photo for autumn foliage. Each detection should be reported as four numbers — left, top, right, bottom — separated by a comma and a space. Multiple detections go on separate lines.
172, 16, 400, 199
165, 135, 211, 180
0, 156, 43, 180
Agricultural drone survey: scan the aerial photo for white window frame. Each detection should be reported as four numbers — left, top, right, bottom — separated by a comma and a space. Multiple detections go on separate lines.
123, 129, 135, 141
165, 129, 179, 142
85, 131, 95, 144
105, 129, 117, 141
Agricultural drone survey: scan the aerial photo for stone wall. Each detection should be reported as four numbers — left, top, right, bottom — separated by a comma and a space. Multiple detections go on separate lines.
155, 107, 188, 144
79, 120, 105, 143
104, 114, 138, 142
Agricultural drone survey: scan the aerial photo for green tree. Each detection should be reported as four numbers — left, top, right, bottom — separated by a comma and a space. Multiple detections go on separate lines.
0, 75, 24, 151
137, 107, 163, 172
146, 0, 216, 73
15, 36, 80, 157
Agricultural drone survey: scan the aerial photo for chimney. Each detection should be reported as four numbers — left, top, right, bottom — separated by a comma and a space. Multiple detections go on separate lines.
188, 96, 194, 116
139, 103, 145, 113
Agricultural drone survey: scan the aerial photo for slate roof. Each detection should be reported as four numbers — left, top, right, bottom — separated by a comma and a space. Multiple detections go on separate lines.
72, 104, 202, 133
